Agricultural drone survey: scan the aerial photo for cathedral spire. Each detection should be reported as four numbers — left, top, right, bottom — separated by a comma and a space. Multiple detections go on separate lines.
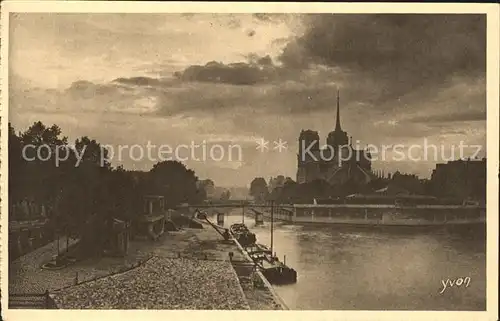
335, 89, 342, 132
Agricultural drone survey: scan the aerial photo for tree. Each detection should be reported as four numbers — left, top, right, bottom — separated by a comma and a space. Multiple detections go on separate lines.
107, 166, 143, 221
55, 136, 113, 243
195, 184, 208, 203
388, 172, 425, 195
20, 121, 67, 147
7, 121, 208, 258
268, 175, 286, 192
74, 136, 111, 169
300, 179, 334, 200
249, 177, 269, 203
8, 123, 24, 205
277, 178, 298, 203
149, 160, 203, 207
199, 179, 216, 199
220, 189, 231, 201
18, 122, 69, 205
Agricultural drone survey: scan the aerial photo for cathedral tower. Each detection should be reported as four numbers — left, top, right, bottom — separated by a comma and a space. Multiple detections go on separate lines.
326, 90, 349, 149
296, 129, 321, 183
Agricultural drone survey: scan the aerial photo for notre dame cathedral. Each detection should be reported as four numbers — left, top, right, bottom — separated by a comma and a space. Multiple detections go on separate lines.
296, 91, 375, 186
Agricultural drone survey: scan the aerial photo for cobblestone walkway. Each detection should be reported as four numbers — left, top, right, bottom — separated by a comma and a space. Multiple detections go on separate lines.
9, 236, 81, 293
51, 256, 250, 309
9, 225, 262, 309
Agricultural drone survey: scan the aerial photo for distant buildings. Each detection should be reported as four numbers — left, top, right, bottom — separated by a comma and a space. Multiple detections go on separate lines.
296, 91, 374, 186
429, 158, 486, 201
375, 159, 487, 201
382, 172, 426, 195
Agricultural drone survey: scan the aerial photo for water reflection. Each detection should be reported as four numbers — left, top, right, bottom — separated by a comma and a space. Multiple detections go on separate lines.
222, 211, 486, 310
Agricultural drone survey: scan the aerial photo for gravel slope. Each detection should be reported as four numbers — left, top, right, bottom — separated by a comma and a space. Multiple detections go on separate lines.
51, 256, 250, 309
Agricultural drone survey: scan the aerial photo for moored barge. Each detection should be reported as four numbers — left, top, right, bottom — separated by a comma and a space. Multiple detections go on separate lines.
245, 244, 297, 285
229, 223, 257, 247
230, 225, 297, 285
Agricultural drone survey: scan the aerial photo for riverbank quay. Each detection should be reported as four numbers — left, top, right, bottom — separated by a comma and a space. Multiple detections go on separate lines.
9, 221, 282, 309
196, 212, 287, 309
231, 234, 289, 310
51, 256, 249, 309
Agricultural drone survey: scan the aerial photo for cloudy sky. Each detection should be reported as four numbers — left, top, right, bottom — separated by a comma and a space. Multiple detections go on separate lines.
9, 13, 486, 187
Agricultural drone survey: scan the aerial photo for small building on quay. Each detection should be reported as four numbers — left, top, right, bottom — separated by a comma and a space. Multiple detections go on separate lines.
132, 195, 168, 241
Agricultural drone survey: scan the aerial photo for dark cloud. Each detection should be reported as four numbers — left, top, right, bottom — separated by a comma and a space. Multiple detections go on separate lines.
408, 110, 486, 124
66, 80, 118, 98
253, 13, 274, 22
155, 81, 342, 117
174, 14, 486, 111
280, 14, 486, 102
246, 53, 273, 66
61, 14, 487, 132
440, 129, 468, 136
68, 80, 95, 90
252, 13, 295, 24
174, 58, 280, 85
156, 83, 261, 116
113, 76, 163, 87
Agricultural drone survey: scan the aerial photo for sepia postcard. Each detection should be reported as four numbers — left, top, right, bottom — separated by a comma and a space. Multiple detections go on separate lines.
1, 2, 499, 321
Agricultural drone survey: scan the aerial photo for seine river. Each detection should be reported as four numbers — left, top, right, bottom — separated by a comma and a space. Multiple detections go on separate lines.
223, 210, 486, 310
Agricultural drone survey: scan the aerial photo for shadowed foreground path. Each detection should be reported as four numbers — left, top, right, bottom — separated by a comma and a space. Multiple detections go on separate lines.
9, 236, 80, 293
51, 256, 249, 309
10, 224, 280, 309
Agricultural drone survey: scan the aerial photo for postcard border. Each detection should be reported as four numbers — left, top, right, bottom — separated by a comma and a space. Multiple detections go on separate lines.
1, 2, 498, 321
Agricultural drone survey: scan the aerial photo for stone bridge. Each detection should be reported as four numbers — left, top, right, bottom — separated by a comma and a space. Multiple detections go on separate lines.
177, 201, 296, 222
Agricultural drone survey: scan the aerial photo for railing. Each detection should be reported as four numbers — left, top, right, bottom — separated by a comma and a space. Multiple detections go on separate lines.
9, 290, 57, 309
178, 202, 294, 209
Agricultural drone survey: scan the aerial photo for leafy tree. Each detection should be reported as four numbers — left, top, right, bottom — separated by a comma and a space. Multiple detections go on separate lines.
220, 189, 231, 201
249, 177, 268, 203
52, 138, 107, 243
8, 122, 208, 258
8, 123, 24, 205
195, 184, 208, 203
18, 122, 68, 205
149, 160, 204, 207
276, 178, 297, 203
20, 121, 67, 148
74, 136, 111, 169
199, 179, 216, 199
269, 175, 286, 192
